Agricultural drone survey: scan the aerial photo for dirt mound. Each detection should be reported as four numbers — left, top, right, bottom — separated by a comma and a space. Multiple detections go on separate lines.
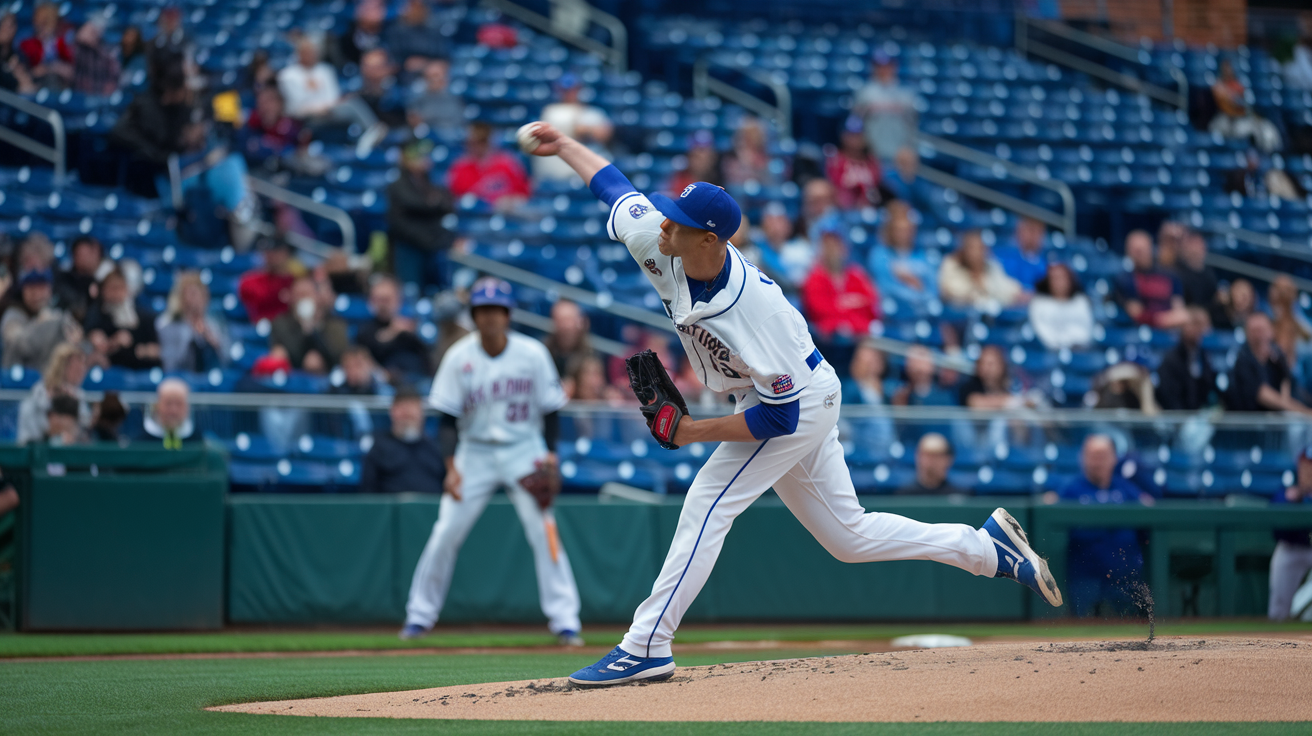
211, 637, 1312, 722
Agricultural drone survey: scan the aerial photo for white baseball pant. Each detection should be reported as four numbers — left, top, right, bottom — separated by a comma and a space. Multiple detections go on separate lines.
1268, 540, 1312, 621
620, 363, 999, 659
405, 438, 582, 634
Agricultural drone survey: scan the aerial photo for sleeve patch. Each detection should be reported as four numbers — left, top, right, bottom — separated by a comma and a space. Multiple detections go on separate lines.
629, 202, 650, 218
771, 374, 794, 394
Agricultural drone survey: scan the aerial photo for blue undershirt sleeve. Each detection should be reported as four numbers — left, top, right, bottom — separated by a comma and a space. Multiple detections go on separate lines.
743, 399, 800, 440
588, 164, 638, 207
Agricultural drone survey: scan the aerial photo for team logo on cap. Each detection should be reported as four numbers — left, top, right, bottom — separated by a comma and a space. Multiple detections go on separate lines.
706, 220, 715, 228
680, 184, 697, 198
772, 374, 794, 394
629, 203, 649, 218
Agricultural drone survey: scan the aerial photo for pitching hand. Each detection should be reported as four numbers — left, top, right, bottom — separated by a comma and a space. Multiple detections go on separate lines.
523, 122, 567, 157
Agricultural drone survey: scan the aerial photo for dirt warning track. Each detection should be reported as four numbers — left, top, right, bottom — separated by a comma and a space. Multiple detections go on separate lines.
212, 637, 1312, 722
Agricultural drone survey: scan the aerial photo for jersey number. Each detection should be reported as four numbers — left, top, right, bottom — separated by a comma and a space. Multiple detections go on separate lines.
505, 402, 531, 422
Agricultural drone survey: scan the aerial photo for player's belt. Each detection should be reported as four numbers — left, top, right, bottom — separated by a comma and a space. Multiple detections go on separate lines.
806, 349, 823, 371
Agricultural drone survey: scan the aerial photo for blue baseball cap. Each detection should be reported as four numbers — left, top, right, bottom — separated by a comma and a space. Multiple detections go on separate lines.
556, 72, 580, 91
647, 183, 742, 241
469, 277, 515, 310
19, 269, 52, 287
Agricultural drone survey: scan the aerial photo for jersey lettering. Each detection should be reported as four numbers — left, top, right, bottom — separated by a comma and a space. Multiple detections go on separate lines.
462, 377, 535, 412
676, 322, 742, 378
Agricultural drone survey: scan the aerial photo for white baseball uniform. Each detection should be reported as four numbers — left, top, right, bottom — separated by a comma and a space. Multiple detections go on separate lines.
404, 331, 582, 634
608, 191, 1001, 658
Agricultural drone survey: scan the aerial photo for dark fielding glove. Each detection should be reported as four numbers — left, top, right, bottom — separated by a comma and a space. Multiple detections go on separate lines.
519, 461, 561, 510
625, 349, 689, 450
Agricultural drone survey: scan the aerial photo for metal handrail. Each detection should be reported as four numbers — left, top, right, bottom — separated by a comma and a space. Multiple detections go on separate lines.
0, 88, 66, 185
447, 249, 675, 332
916, 132, 1077, 238
480, 0, 627, 74
246, 176, 358, 253
693, 57, 792, 140
510, 306, 630, 357
1015, 15, 1188, 110
1205, 252, 1312, 291
1193, 221, 1312, 265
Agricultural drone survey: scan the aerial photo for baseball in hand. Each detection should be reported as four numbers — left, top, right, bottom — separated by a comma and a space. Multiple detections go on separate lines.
516, 123, 542, 154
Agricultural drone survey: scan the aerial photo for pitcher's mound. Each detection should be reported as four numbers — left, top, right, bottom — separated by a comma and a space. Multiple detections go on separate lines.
211, 637, 1312, 722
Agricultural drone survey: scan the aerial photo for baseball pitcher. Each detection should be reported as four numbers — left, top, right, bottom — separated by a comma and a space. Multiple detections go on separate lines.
513, 122, 1062, 687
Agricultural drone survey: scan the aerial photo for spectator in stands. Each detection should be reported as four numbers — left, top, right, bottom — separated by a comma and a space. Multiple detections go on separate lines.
407, 59, 464, 136
543, 299, 593, 379
1174, 230, 1219, 308
1211, 59, 1282, 153
1029, 263, 1094, 350
333, 0, 386, 67
796, 178, 841, 246
71, 16, 119, 95
90, 391, 127, 443
959, 345, 1039, 410
1091, 362, 1159, 413
243, 49, 276, 95
1051, 434, 1152, 618
238, 237, 303, 323
157, 272, 230, 373
270, 276, 349, 374
891, 346, 956, 407
0, 13, 36, 93
533, 73, 613, 182
84, 268, 161, 370
53, 235, 106, 323
854, 51, 921, 161
1, 269, 78, 371
357, 49, 406, 127
1211, 277, 1257, 331
332, 345, 385, 396
360, 386, 445, 493
17, 342, 90, 445
881, 147, 934, 214
44, 394, 85, 445
801, 228, 881, 340
938, 230, 1023, 313
385, 0, 449, 81
668, 130, 723, 195
869, 201, 935, 309
243, 87, 301, 163
565, 353, 623, 403
1270, 276, 1312, 381
841, 340, 893, 446
358, 276, 429, 379
137, 378, 200, 448
994, 217, 1048, 291
826, 115, 887, 210
1155, 307, 1216, 411
745, 202, 812, 291
722, 116, 781, 185
1114, 230, 1188, 329
1156, 220, 1186, 272
0, 232, 55, 318
149, 4, 189, 61
1226, 312, 1312, 414
1286, 34, 1312, 91
897, 433, 965, 495
387, 137, 455, 287
429, 290, 469, 368
1269, 446, 1312, 620
18, 2, 73, 90
448, 121, 531, 210
277, 37, 382, 155
108, 49, 196, 170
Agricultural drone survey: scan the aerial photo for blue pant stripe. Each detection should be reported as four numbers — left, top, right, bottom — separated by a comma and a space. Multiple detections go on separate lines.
643, 439, 771, 657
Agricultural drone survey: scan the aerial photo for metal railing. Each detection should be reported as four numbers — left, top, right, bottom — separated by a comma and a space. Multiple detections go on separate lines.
1204, 252, 1312, 291
916, 132, 1077, 238
1194, 221, 1312, 266
0, 88, 66, 185
246, 176, 358, 253
692, 57, 793, 140
509, 306, 630, 357
480, 0, 627, 74
1015, 15, 1188, 110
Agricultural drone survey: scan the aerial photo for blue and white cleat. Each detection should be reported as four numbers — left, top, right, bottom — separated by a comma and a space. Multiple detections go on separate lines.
398, 623, 430, 641
568, 646, 675, 687
983, 507, 1063, 607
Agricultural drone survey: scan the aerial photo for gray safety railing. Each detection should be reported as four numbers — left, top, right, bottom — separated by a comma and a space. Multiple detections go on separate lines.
1204, 252, 1312, 291
1015, 15, 1188, 110
1194, 220, 1312, 265
480, 0, 627, 74
692, 57, 793, 140
245, 176, 358, 253
0, 88, 66, 185
917, 132, 1077, 239
509, 306, 630, 357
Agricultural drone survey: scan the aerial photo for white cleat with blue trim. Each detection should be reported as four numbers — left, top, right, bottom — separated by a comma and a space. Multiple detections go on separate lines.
983, 507, 1063, 607
568, 646, 676, 687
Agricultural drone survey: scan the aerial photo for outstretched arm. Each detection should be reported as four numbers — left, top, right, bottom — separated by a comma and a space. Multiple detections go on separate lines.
524, 122, 635, 206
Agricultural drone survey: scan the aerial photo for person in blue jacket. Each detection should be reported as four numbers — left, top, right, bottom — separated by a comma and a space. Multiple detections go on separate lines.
1051, 434, 1155, 617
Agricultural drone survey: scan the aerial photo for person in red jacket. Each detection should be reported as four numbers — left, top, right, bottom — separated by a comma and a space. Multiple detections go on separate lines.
237, 238, 303, 323
447, 121, 530, 211
801, 227, 881, 339
826, 115, 887, 210
18, 2, 73, 89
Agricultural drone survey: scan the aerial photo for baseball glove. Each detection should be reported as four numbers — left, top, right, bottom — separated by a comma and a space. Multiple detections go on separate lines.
626, 349, 689, 450
519, 461, 561, 510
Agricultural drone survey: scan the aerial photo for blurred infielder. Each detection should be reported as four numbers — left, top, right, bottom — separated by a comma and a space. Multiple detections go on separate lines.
514, 121, 1063, 687
400, 277, 584, 646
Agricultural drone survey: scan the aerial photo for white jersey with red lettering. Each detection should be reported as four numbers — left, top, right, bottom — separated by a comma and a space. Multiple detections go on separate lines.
428, 331, 568, 444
